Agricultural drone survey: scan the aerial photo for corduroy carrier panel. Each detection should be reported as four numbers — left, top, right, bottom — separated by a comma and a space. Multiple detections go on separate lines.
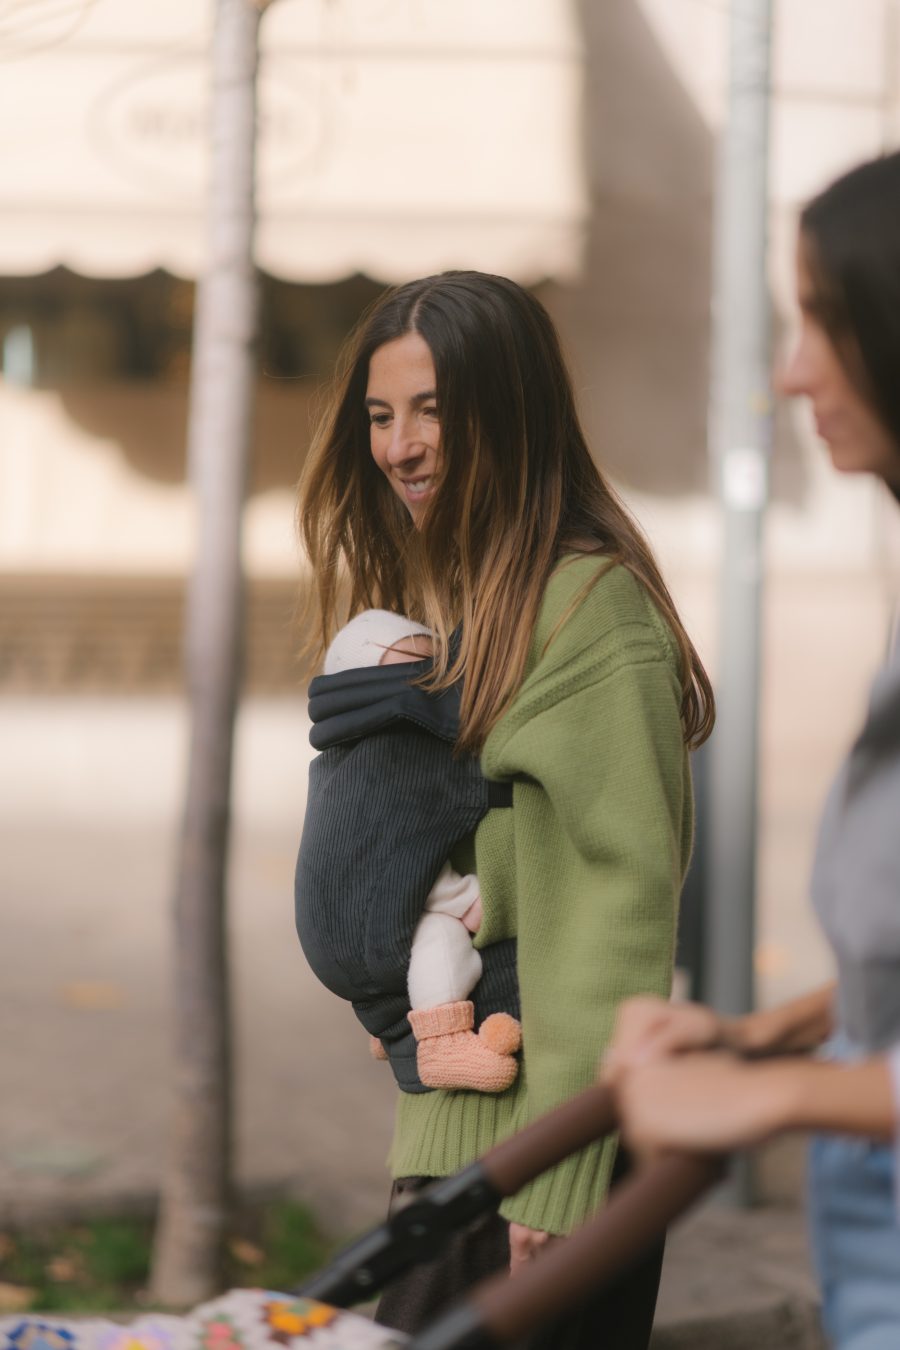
295, 661, 517, 1093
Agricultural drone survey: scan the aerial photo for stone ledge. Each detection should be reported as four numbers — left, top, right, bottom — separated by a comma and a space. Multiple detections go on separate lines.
652, 1203, 824, 1349
652, 1297, 825, 1350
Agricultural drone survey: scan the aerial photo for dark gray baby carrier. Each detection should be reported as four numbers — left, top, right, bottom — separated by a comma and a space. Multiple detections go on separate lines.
294, 656, 518, 1092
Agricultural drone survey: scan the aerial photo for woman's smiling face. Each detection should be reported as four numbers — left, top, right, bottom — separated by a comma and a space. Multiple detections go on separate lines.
366, 332, 441, 525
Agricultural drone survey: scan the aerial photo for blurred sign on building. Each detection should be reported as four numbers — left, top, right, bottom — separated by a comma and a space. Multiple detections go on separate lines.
0, 0, 588, 283
0, 0, 587, 693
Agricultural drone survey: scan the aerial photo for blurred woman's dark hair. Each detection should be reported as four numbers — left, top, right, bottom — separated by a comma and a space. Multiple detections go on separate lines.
801, 150, 900, 450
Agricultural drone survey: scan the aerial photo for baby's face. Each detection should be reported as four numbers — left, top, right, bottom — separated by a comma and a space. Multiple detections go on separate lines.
379, 634, 433, 666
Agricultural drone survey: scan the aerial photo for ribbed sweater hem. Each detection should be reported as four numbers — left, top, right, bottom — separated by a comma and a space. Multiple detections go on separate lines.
389, 1085, 618, 1235
389, 1084, 521, 1180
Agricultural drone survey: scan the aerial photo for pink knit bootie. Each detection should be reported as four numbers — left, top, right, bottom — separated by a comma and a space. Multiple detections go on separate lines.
408, 1000, 521, 1092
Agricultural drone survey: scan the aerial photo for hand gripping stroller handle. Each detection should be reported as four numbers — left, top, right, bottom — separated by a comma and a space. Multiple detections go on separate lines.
295, 1082, 617, 1307
408, 1150, 727, 1350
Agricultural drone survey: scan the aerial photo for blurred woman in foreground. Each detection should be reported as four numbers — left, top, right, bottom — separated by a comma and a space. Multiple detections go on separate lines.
607, 150, 900, 1350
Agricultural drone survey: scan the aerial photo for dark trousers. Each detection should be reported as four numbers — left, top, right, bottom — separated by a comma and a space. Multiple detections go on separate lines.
374, 1150, 664, 1350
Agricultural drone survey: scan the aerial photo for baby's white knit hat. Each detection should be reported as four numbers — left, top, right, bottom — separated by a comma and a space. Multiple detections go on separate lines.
324, 609, 433, 675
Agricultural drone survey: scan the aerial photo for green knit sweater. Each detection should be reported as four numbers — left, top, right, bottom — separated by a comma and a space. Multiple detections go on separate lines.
388, 555, 694, 1234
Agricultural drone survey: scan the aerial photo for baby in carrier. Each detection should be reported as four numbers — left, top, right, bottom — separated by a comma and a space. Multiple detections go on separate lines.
295, 610, 521, 1094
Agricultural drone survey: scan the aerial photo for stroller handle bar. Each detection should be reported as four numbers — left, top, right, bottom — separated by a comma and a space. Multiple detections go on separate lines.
297, 1081, 726, 1325
480, 1079, 618, 1194
409, 1148, 725, 1348
296, 1081, 617, 1307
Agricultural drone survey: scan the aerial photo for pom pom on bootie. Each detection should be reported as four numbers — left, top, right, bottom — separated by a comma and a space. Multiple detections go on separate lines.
477, 1012, 521, 1056
409, 1000, 521, 1092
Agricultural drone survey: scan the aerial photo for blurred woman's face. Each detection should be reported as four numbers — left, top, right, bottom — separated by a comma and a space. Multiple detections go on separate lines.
365, 332, 441, 524
778, 247, 900, 489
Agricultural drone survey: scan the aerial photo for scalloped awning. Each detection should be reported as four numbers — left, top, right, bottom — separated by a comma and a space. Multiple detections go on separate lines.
0, 0, 588, 285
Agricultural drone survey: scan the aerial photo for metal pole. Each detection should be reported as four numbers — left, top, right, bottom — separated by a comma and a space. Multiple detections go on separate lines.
3, 325, 35, 386
704, 0, 773, 1204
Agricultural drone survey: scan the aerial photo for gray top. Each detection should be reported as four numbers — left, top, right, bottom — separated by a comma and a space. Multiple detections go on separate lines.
812, 640, 900, 1052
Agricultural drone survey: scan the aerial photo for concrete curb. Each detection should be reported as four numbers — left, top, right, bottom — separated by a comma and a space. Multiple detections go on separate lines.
652, 1296, 825, 1349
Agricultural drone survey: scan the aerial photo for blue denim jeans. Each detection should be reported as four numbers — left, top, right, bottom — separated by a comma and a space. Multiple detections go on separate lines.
808, 1068, 900, 1348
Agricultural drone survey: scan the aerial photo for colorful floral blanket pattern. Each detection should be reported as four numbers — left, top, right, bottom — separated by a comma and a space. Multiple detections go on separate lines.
0, 1289, 406, 1350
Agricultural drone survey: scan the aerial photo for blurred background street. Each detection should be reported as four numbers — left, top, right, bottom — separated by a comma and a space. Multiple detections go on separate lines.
2, 565, 896, 1234
0, 666, 852, 1341
0, 558, 891, 1219
0, 694, 396, 1238
2, 0, 900, 1340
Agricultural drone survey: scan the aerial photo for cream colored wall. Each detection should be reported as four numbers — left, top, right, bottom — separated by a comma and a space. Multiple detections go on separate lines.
6, 0, 898, 581
1, 0, 586, 282
561, 0, 900, 579
0, 380, 306, 578
630, 0, 900, 1022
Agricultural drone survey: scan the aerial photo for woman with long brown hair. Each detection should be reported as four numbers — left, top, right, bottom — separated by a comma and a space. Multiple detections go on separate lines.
296, 270, 713, 1348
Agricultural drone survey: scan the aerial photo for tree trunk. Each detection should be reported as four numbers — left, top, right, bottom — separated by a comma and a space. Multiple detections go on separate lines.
150, 0, 265, 1307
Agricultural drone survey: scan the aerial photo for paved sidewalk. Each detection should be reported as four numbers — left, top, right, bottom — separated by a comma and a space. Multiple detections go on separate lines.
1, 697, 824, 1346
653, 1204, 823, 1348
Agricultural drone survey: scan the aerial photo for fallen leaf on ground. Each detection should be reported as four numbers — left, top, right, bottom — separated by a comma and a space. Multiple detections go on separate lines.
61, 982, 125, 1010
46, 1254, 80, 1282
0, 1283, 35, 1312
229, 1238, 265, 1266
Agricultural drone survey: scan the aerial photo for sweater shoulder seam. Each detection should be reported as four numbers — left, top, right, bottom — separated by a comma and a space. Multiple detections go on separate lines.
487, 639, 679, 761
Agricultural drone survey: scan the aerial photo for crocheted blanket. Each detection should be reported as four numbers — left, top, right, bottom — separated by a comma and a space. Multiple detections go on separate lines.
0, 1288, 407, 1350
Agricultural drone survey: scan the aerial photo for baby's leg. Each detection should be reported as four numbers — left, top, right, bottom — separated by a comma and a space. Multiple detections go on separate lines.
424, 860, 482, 933
408, 865, 520, 1092
423, 862, 479, 916
408, 910, 482, 1008
407, 916, 520, 1092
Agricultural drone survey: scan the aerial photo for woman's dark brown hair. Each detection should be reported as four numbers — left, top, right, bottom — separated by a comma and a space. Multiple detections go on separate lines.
297, 270, 714, 753
801, 150, 900, 452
